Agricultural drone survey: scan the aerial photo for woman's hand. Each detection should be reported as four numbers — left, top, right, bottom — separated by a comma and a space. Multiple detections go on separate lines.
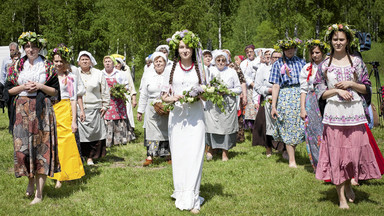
241, 93, 247, 106
334, 81, 354, 90
300, 108, 307, 121
162, 94, 183, 103
254, 103, 259, 110
137, 113, 143, 122
100, 109, 107, 117
71, 121, 78, 133
131, 95, 137, 108
337, 89, 353, 101
25, 81, 38, 93
271, 107, 279, 120
80, 110, 86, 122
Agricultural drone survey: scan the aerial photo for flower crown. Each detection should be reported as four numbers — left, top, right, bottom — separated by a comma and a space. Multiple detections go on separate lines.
304, 39, 330, 53
18, 31, 47, 49
47, 46, 73, 63
273, 37, 303, 51
166, 30, 201, 50
324, 23, 360, 52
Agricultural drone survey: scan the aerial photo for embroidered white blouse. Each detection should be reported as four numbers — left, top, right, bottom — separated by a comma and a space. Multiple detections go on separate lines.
18, 56, 46, 96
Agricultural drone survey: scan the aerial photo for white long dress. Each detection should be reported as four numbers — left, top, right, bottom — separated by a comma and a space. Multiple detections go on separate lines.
163, 64, 205, 210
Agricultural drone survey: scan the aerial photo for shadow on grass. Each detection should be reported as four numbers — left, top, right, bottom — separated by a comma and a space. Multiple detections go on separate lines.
200, 182, 233, 202
98, 154, 125, 163
358, 180, 384, 186
318, 186, 382, 206
45, 165, 101, 199
207, 149, 248, 161
274, 148, 314, 172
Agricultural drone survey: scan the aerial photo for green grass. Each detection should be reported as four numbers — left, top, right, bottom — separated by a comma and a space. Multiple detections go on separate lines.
1, 57, 384, 215
0, 109, 384, 215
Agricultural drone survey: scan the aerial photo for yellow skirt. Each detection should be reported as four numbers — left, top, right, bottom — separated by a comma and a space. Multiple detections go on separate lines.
50, 99, 85, 181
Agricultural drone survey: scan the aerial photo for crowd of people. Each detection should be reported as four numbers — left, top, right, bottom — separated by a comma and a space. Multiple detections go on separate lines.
2, 32, 137, 205
1, 23, 384, 212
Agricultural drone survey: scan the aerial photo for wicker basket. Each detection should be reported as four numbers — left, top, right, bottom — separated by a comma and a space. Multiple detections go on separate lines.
153, 102, 170, 116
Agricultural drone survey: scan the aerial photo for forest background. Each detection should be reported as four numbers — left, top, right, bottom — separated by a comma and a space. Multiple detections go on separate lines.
1, 1, 384, 215
1, 0, 384, 73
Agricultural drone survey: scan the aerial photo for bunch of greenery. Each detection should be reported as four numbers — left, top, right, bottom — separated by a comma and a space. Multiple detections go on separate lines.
110, 83, 129, 103
202, 77, 237, 113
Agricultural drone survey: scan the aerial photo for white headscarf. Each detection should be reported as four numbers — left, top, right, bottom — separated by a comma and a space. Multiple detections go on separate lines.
155, 45, 170, 54
202, 49, 212, 55
77, 51, 97, 66
211, 50, 229, 65
263, 48, 274, 56
254, 48, 265, 57
115, 57, 125, 66
151, 51, 168, 63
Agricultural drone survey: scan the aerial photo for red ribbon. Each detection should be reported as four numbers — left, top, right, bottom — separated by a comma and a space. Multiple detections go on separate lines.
306, 63, 312, 82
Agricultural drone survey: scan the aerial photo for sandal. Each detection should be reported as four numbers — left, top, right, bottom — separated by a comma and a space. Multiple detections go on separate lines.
143, 159, 152, 167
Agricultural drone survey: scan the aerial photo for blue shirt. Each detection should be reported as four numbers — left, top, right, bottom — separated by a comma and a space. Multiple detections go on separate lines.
269, 56, 306, 87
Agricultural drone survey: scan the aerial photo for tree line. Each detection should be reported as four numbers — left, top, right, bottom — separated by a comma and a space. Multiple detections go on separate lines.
0, 0, 383, 71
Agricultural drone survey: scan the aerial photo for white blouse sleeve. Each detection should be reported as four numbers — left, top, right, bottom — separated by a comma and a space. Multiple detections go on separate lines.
72, 67, 86, 97
254, 68, 268, 97
69, 73, 78, 101
137, 75, 148, 114
299, 64, 310, 94
100, 72, 111, 111
229, 69, 242, 94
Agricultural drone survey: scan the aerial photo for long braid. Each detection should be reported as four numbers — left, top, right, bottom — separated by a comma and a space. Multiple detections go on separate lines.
169, 55, 178, 85
194, 60, 202, 84
324, 49, 334, 81
346, 52, 357, 81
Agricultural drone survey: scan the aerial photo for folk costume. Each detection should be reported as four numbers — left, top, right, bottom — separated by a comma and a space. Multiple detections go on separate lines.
4, 55, 60, 178
299, 62, 322, 171
314, 56, 382, 184
102, 67, 135, 147
138, 52, 170, 157
205, 51, 242, 151
164, 30, 205, 211
77, 51, 109, 160
269, 47, 306, 145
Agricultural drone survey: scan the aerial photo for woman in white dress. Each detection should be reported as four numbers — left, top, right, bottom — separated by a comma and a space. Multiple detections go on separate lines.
240, 44, 258, 130
137, 52, 170, 166
205, 51, 241, 161
162, 30, 205, 214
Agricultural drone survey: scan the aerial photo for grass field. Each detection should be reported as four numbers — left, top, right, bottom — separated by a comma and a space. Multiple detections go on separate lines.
1, 46, 384, 215
0, 106, 383, 215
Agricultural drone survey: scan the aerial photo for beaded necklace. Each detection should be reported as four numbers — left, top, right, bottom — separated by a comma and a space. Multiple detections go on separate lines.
179, 61, 194, 71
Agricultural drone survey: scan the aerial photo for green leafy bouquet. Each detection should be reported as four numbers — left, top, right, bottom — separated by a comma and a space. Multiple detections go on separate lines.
202, 77, 237, 113
110, 83, 129, 104
153, 78, 236, 113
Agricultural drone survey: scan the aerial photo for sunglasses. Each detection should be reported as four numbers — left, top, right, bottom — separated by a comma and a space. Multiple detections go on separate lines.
216, 59, 226, 63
